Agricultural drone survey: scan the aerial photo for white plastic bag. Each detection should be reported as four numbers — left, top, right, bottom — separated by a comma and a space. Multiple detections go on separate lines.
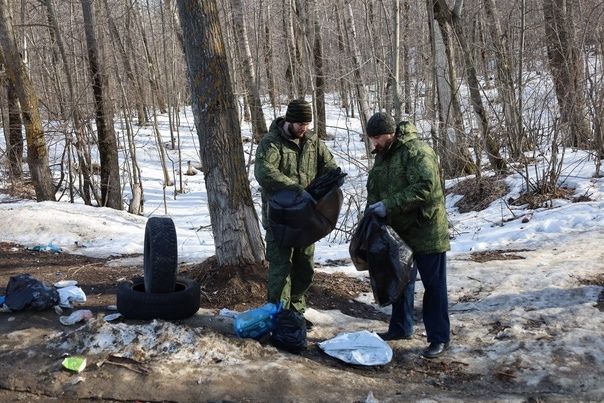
59, 309, 93, 325
57, 285, 87, 308
318, 330, 393, 366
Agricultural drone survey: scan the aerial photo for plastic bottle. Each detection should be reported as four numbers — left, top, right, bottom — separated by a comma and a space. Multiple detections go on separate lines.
233, 302, 281, 339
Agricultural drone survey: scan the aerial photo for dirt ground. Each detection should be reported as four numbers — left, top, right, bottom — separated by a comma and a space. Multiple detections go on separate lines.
0, 242, 597, 402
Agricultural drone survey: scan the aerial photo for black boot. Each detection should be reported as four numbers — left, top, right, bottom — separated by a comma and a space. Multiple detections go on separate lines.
377, 331, 412, 341
422, 342, 449, 358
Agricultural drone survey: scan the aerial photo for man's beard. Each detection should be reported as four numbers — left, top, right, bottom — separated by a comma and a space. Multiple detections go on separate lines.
374, 139, 394, 153
288, 125, 305, 139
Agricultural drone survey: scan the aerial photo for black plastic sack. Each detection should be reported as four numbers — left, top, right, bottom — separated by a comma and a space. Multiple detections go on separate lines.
4, 274, 60, 311
269, 186, 343, 248
270, 309, 307, 354
306, 168, 347, 201
349, 213, 414, 307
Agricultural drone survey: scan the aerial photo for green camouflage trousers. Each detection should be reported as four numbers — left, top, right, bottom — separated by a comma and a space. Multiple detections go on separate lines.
265, 229, 315, 314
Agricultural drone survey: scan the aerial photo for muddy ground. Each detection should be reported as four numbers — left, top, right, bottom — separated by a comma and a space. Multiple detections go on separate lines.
0, 242, 600, 402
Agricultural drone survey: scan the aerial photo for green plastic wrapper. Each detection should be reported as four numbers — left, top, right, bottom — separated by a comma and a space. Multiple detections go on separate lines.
62, 356, 86, 373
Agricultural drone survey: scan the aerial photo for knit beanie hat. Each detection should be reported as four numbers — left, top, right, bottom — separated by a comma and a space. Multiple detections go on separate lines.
285, 99, 313, 123
366, 112, 396, 137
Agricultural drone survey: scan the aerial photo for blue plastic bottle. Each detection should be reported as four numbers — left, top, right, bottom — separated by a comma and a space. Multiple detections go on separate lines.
233, 302, 281, 339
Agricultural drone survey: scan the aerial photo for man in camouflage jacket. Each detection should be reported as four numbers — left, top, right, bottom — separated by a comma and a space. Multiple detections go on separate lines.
254, 99, 338, 320
365, 112, 451, 358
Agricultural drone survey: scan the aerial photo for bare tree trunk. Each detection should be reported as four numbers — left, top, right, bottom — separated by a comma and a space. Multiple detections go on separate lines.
402, 0, 412, 114
6, 78, 23, 179
284, 0, 303, 98
427, 0, 474, 178
176, 0, 265, 267
342, 0, 372, 162
133, 1, 167, 114
231, 0, 268, 142
125, 3, 149, 125
261, 0, 277, 113
543, 0, 591, 147
434, 0, 506, 172
388, 0, 403, 121
335, 8, 350, 116
483, 0, 524, 158
81, 0, 122, 210
43, 0, 97, 205
0, 0, 56, 201
104, 0, 147, 130
311, 0, 326, 139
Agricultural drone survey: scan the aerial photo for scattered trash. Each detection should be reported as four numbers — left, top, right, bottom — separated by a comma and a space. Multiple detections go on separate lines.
271, 309, 307, 354
318, 330, 393, 366
67, 376, 85, 385
7, 316, 15, 321
365, 391, 378, 403
233, 302, 281, 339
54, 280, 78, 288
60, 309, 93, 325
54, 306, 64, 315
104, 313, 122, 322
218, 308, 239, 318
4, 274, 60, 311
57, 285, 86, 308
31, 243, 62, 253
62, 356, 87, 373
106, 305, 118, 311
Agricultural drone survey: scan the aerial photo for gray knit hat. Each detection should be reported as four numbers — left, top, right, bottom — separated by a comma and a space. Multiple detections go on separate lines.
366, 112, 396, 137
285, 99, 313, 123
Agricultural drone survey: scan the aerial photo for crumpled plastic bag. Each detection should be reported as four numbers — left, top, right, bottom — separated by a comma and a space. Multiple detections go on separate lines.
57, 285, 87, 308
59, 309, 93, 325
349, 213, 414, 306
4, 274, 60, 311
318, 330, 393, 366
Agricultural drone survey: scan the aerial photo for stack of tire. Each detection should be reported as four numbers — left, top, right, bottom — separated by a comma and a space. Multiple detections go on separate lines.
117, 217, 200, 320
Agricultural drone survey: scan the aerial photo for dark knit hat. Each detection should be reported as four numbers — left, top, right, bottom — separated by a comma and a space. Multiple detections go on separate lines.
285, 99, 313, 123
366, 112, 396, 137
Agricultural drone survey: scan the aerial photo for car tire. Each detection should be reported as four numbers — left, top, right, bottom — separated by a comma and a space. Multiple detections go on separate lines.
144, 217, 178, 293
117, 277, 200, 320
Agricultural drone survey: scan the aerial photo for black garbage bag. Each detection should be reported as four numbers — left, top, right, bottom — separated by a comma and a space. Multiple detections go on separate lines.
269, 186, 343, 248
349, 213, 414, 307
305, 168, 347, 201
4, 274, 60, 311
270, 309, 307, 354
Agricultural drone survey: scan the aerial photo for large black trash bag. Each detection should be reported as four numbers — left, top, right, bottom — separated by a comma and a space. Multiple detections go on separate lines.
305, 168, 347, 201
349, 213, 414, 307
4, 274, 60, 311
269, 186, 343, 248
270, 309, 307, 354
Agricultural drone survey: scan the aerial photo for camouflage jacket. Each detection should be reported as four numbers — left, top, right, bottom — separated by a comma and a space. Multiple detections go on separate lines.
367, 121, 450, 254
254, 117, 339, 227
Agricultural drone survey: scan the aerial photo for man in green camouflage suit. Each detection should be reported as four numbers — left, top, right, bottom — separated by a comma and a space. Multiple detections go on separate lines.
365, 112, 451, 358
254, 99, 339, 323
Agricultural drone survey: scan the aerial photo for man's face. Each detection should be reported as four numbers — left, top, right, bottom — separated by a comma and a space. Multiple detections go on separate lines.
289, 122, 311, 139
369, 133, 396, 152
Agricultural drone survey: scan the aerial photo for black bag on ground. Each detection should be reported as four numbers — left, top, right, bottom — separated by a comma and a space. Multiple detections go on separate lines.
270, 309, 307, 354
349, 213, 414, 307
4, 274, 60, 311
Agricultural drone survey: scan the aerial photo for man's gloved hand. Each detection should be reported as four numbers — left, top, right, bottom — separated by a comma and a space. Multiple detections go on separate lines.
368, 201, 386, 217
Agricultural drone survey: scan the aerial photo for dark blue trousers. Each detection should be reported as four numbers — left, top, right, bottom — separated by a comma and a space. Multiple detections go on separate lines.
388, 252, 450, 343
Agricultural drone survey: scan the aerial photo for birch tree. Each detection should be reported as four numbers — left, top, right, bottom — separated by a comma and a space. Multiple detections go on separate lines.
231, 0, 268, 142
